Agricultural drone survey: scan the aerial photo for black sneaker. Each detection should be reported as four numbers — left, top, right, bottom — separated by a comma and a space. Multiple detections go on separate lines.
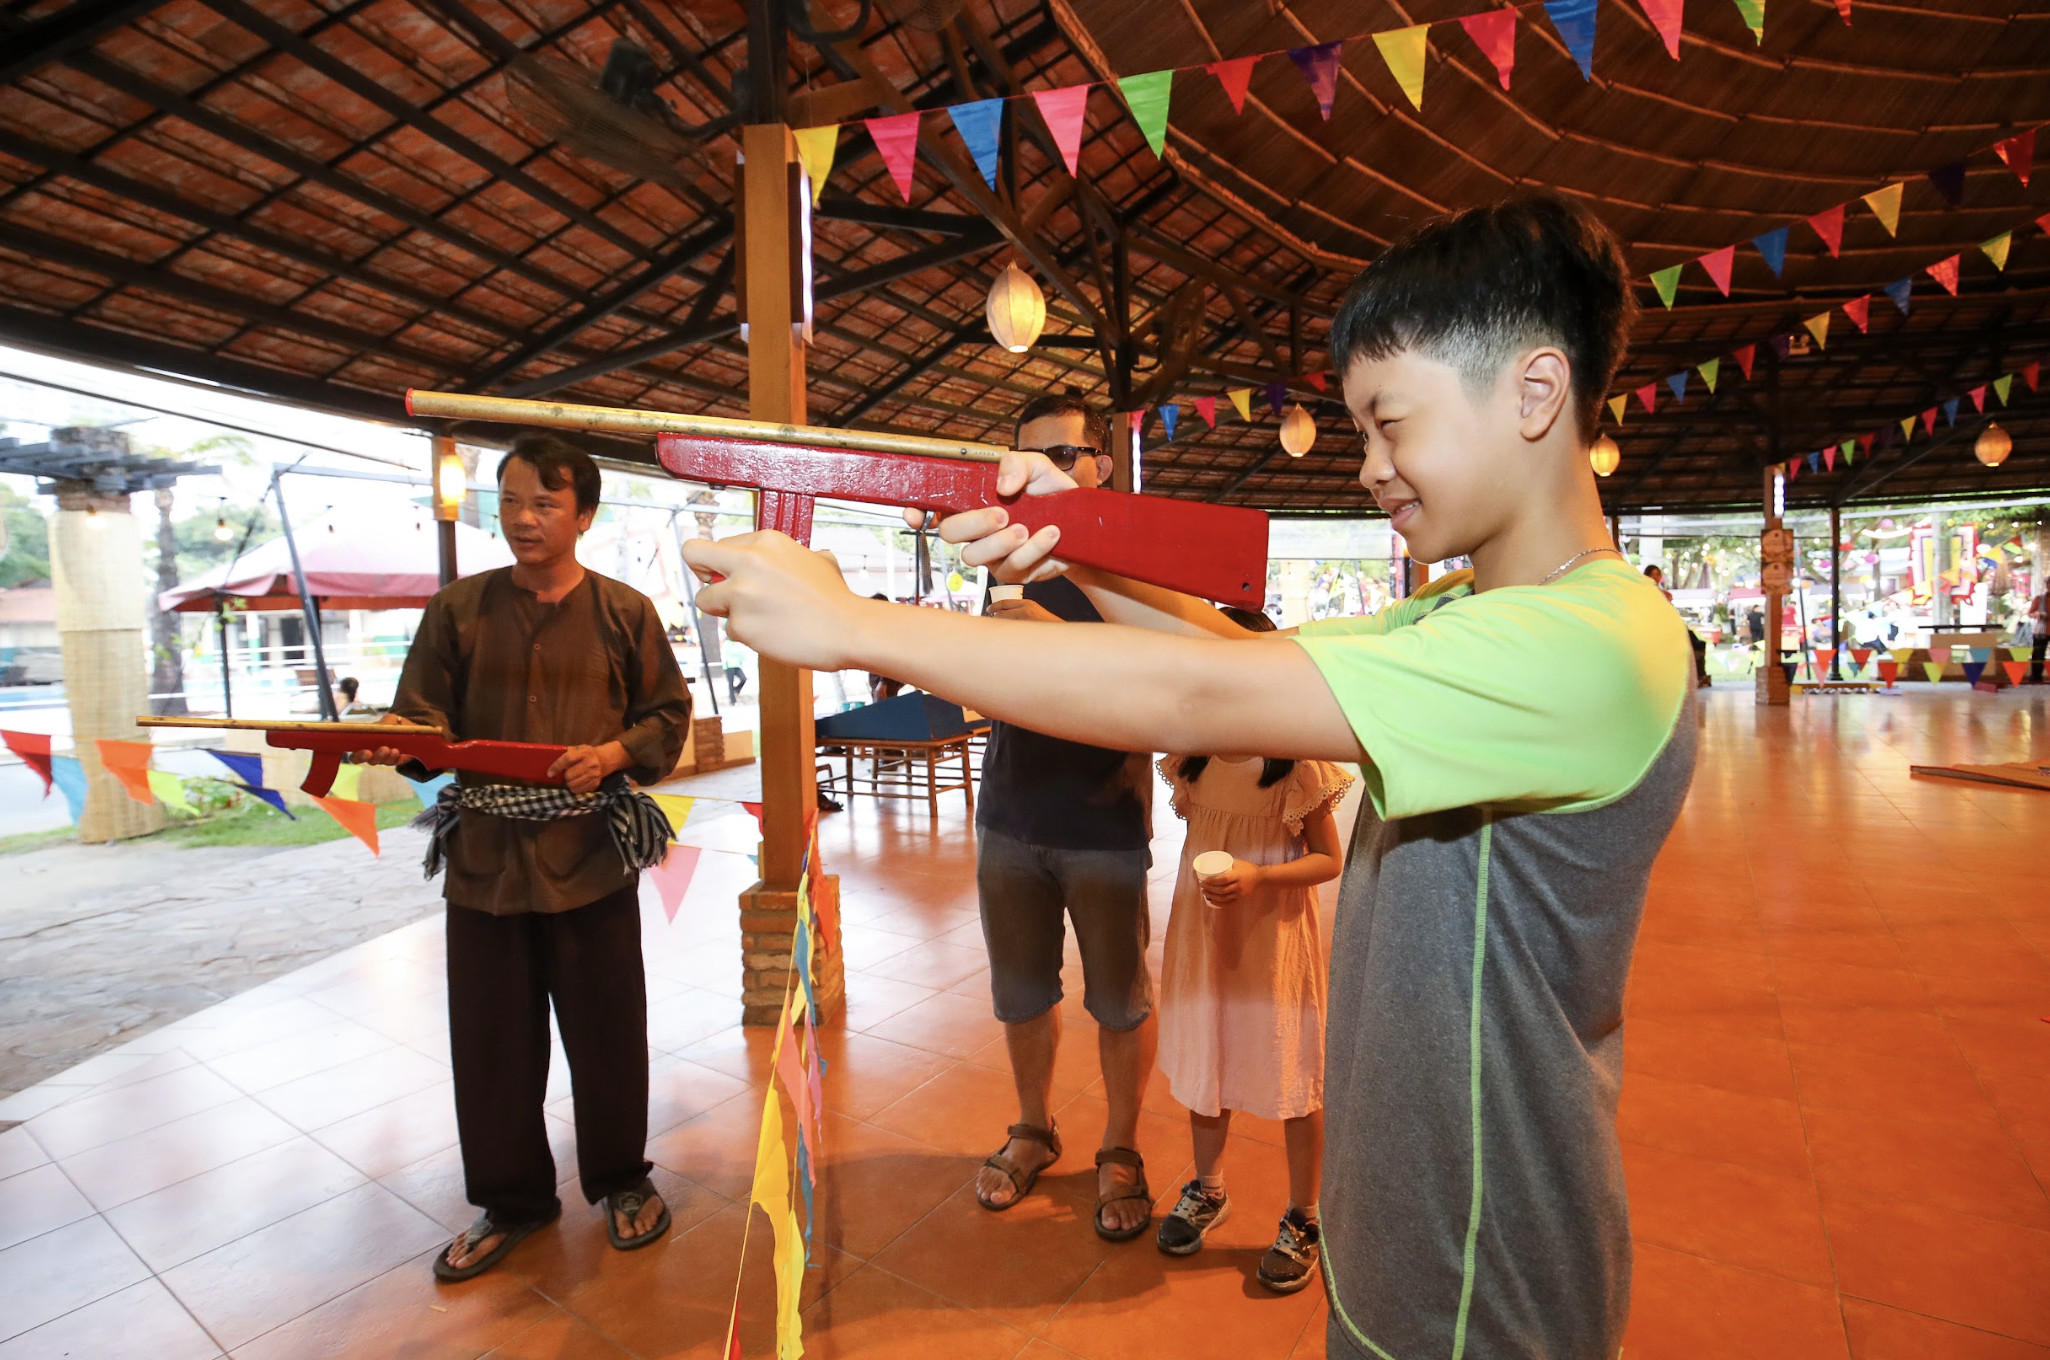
1155, 1180, 1230, 1256
1257, 1207, 1320, 1293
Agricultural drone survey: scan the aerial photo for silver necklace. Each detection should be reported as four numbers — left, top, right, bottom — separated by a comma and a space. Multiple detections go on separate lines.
1537, 546, 1620, 586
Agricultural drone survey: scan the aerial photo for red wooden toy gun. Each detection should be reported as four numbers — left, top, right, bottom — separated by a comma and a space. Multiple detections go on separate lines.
406, 390, 1270, 607
136, 717, 567, 796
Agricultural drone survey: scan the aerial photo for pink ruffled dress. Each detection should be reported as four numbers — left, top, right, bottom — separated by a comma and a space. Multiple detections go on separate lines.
1155, 755, 1353, 1121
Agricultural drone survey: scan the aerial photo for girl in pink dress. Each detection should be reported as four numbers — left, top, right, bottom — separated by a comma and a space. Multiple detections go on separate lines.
1154, 708, 1350, 1292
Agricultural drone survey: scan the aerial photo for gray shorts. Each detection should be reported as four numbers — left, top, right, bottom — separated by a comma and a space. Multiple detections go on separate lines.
975, 826, 1153, 1031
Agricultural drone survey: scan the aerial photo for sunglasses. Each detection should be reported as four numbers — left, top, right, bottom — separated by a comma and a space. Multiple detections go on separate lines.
1027, 444, 1100, 471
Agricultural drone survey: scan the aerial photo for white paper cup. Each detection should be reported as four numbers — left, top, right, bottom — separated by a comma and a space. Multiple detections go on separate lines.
1192, 851, 1234, 907
988, 584, 1025, 604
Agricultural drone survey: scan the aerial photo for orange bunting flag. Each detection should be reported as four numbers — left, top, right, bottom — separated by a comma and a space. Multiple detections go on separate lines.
1732, 344, 1756, 380
1925, 254, 1960, 296
1803, 311, 1830, 349
1980, 232, 2011, 272
1458, 8, 1518, 90
1637, 0, 1683, 58
1698, 245, 1735, 296
1862, 183, 1903, 236
1841, 294, 1870, 332
314, 796, 380, 856
1205, 55, 1258, 114
1193, 395, 1218, 428
1994, 129, 2033, 186
1607, 393, 1628, 425
1634, 382, 1657, 415
93, 738, 156, 805
1373, 24, 1431, 111
1031, 86, 1091, 176
864, 112, 922, 202
1807, 203, 1845, 257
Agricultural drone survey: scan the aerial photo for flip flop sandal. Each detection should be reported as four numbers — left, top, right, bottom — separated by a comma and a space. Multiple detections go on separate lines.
606, 1178, 672, 1251
432, 1209, 556, 1282
977, 1121, 1062, 1211
1093, 1147, 1153, 1243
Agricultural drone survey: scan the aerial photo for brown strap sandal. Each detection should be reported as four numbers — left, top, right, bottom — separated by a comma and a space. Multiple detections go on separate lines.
1093, 1146, 1152, 1242
977, 1121, 1061, 1211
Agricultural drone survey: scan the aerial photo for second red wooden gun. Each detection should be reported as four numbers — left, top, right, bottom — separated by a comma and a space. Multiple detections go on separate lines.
137, 717, 567, 797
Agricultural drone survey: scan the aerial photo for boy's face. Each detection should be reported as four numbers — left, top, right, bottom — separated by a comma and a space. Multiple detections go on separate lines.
1340, 347, 1561, 565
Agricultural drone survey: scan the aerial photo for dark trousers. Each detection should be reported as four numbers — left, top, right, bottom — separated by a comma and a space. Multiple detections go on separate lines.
446, 887, 651, 1223
2033, 633, 2048, 683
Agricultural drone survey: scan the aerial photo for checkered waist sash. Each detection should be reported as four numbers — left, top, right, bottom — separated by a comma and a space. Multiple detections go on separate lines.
411, 778, 674, 879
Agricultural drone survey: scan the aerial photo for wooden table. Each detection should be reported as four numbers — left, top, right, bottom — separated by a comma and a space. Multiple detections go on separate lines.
816, 728, 986, 821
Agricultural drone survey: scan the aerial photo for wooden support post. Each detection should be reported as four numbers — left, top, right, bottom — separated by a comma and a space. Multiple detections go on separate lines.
737, 119, 844, 1027
1758, 466, 1791, 706
1829, 503, 1842, 680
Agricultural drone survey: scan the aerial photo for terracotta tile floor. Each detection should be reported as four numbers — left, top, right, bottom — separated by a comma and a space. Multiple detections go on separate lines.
2, 688, 2047, 1358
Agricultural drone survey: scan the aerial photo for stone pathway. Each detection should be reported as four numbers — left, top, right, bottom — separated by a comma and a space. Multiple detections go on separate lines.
0, 830, 442, 1101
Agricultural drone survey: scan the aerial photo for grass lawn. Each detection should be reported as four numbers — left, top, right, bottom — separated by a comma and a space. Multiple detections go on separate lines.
0, 796, 420, 854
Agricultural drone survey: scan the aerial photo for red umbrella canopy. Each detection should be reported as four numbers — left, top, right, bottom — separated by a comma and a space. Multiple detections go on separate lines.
161, 518, 515, 612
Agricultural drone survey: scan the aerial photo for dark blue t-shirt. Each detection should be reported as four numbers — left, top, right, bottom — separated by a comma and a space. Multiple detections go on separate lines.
976, 578, 1150, 851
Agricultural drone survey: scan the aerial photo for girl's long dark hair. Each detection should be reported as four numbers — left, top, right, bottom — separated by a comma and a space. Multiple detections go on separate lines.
1180, 605, 1294, 789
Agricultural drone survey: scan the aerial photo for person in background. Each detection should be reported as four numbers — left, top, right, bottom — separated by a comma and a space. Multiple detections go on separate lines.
1644, 566, 1709, 686
2030, 583, 2048, 684
336, 676, 361, 715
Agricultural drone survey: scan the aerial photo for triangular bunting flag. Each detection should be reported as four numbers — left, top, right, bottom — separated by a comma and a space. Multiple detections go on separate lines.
1967, 385, 1986, 413
2001, 661, 2028, 685
1373, 25, 1431, 111
792, 124, 839, 206
647, 843, 701, 924
94, 738, 155, 805
1265, 381, 1287, 415
1459, 9, 1518, 89
650, 793, 694, 834
1, 729, 53, 795
1227, 387, 1252, 421
1851, 648, 1872, 669
1306, 371, 1327, 391
1194, 395, 1218, 428
1666, 371, 1688, 403
1842, 294, 1870, 333
1862, 183, 1903, 236
147, 769, 193, 812
1730, 0, 1766, 43
1899, 414, 1917, 440
1116, 70, 1173, 158
1699, 245, 1735, 296
1607, 393, 1628, 424
2024, 361, 2041, 392
1884, 276, 1912, 314
1823, 445, 1836, 472
1751, 226, 1788, 277
1804, 311, 1830, 349
330, 763, 363, 801
1941, 398, 1960, 426
1733, 344, 1756, 380
1926, 255, 1960, 295
741, 800, 765, 833
1205, 56, 1258, 114
1835, 0, 1852, 22
1634, 382, 1657, 414
1030, 86, 1091, 175
1921, 407, 1937, 434
1993, 374, 2012, 406
1771, 333, 1792, 359
1160, 403, 1179, 441
1649, 265, 1683, 308
1858, 432, 1875, 457
1980, 232, 2011, 271
1994, 129, 2034, 186
1922, 662, 1946, 683
1698, 357, 1720, 392
1839, 438, 1854, 465
946, 99, 1003, 189
1637, 0, 1683, 58
1877, 659, 1899, 685
313, 795, 379, 855
1287, 42, 1344, 120
1785, 458, 1799, 481
1543, 0, 1598, 80
1807, 203, 1845, 257
864, 111, 922, 202
1814, 647, 1836, 672
1806, 451, 1821, 473
1127, 409, 1145, 441
1926, 160, 1966, 207
50, 755, 86, 823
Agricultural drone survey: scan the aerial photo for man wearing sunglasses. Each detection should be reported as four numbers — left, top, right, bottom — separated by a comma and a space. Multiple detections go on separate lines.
971, 390, 1160, 1243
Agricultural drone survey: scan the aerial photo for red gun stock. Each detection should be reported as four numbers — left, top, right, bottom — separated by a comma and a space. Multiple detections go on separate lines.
137, 718, 567, 797
655, 433, 1269, 608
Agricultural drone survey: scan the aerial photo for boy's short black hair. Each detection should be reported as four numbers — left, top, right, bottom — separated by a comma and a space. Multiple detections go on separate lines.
1014, 387, 1107, 450
1327, 196, 1636, 442
498, 432, 601, 514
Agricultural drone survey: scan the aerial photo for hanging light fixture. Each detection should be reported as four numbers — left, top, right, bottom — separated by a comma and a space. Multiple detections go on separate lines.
1590, 434, 1621, 477
1974, 421, 2012, 468
214, 500, 233, 542
432, 436, 465, 521
1279, 403, 1316, 457
985, 262, 1046, 353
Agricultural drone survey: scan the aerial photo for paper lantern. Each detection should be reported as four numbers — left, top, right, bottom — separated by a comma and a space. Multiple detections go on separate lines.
1974, 421, 2012, 468
1590, 434, 1621, 476
432, 436, 466, 522
1279, 403, 1316, 457
985, 262, 1046, 353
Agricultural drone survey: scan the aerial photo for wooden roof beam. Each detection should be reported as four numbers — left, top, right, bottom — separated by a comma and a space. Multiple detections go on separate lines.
0, 0, 170, 85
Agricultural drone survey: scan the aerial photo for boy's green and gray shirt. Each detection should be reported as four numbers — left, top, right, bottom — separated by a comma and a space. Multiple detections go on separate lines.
1294, 560, 1697, 1360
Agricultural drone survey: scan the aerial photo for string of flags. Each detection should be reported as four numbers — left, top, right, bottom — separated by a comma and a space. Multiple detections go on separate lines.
1783, 646, 2039, 689
792, 0, 1853, 211
1769, 354, 2040, 486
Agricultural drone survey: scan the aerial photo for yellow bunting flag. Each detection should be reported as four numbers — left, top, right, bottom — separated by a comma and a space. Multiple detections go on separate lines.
147, 769, 193, 812
650, 793, 695, 838
1899, 414, 1915, 441
792, 125, 840, 208
1803, 311, 1830, 349
749, 1090, 805, 1360
313, 796, 380, 856
1861, 182, 1902, 236
1373, 24, 1431, 111
1607, 393, 1627, 425
1981, 231, 2012, 271
1697, 357, 1720, 393
330, 762, 363, 801
1226, 387, 1253, 421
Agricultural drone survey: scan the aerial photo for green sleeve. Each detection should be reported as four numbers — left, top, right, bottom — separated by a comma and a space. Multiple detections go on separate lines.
1293, 563, 1690, 819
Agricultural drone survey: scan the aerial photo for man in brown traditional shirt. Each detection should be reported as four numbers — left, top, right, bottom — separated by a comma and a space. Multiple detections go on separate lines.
365, 434, 691, 1281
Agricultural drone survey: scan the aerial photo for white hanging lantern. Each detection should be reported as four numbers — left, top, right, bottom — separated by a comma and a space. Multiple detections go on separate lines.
985, 262, 1046, 353
1974, 421, 2011, 468
1279, 403, 1316, 457
1590, 434, 1621, 477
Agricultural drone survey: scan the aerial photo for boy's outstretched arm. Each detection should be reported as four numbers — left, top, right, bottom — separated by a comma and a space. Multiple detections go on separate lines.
685, 531, 1364, 763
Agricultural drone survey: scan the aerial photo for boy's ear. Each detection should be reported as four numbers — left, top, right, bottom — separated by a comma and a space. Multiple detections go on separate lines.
1514, 347, 1573, 443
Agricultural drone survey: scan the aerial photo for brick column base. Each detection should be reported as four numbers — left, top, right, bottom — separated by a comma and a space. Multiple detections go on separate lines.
740, 873, 845, 1027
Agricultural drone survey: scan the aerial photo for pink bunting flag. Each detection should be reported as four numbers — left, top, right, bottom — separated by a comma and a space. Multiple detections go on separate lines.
1193, 395, 1218, 428
1, 729, 53, 795
1031, 85, 1091, 175
1994, 129, 2033, 186
1127, 409, 1144, 438
774, 1015, 821, 1170
1698, 245, 1735, 296
1926, 255, 1960, 296
1732, 344, 1756, 380
647, 843, 701, 924
1807, 203, 1845, 257
1458, 8, 1518, 89
1637, 0, 1683, 58
1835, 0, 1852, 21
1288, 41, 1344, 120
1634, 382, 1657, 414
1928, 645, 1952, 665
1968, 385, 1987, 413
1205, 56, 1258, 114
1841, 294, 1870, 333
1823, 446, 1836, 472
864, 111, 922, 203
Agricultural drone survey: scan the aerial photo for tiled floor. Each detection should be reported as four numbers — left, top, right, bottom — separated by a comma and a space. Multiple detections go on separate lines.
2, 688, 2047, 1358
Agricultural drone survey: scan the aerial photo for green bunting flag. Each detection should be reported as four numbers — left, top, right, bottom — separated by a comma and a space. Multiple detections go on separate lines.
1697, 357, 1720, 393
1116, 70, 1174, 158
1981, 232, 2012, 271
1650, 265, 1683, 309
1731, 0, 1766, 43
1994, 374, 2012, 406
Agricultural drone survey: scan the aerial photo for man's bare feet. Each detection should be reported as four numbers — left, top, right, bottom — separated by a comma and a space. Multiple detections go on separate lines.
611, 1189, 667, 1242
976, 1132, 1057, 1209
444, 1229, 505, 1273
1096, 1158, 1150, 1235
